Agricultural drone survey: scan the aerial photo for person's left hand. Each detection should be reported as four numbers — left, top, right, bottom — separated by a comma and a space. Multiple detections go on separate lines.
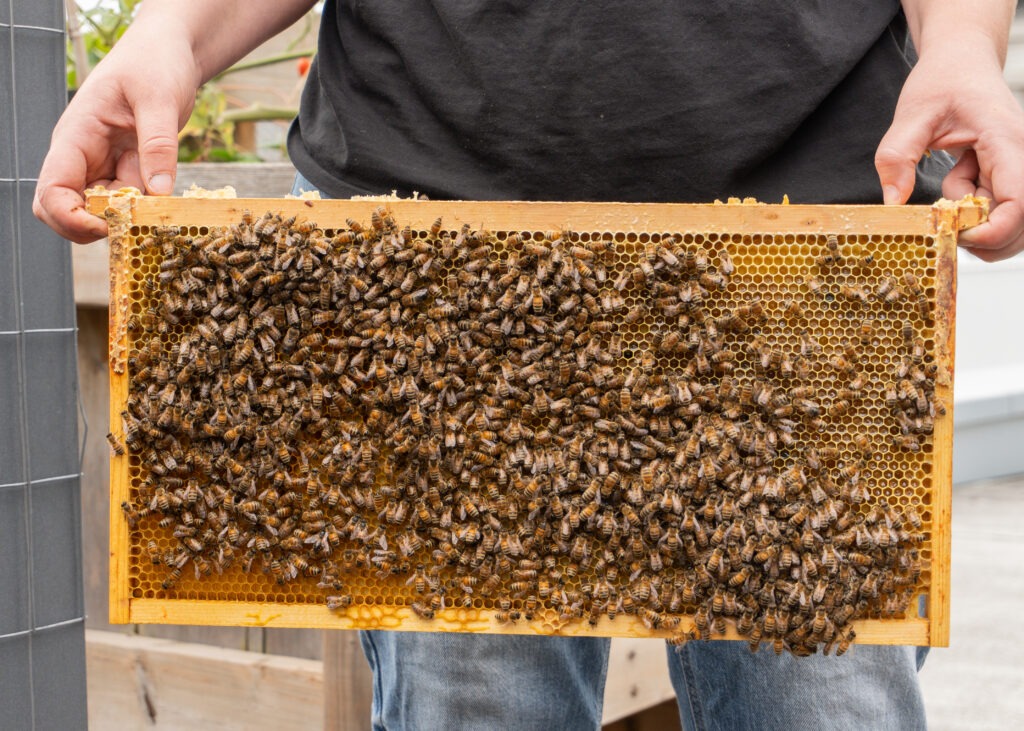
875, 35, 1024, 262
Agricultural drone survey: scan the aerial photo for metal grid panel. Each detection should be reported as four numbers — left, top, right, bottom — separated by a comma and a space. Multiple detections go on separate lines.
0, 2, 88, 728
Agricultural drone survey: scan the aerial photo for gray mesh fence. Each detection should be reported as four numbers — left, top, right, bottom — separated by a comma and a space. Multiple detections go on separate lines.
1, 1, 89, 728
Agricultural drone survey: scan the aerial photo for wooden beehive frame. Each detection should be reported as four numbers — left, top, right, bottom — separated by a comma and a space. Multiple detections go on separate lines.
90, 193, 985, 647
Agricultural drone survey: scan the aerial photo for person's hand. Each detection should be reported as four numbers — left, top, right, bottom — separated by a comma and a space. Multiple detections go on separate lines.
875, 35, 1024, 262
33, 25, 200, 243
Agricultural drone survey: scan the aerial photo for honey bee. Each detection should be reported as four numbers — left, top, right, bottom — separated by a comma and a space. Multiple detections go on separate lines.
840, 285, 869, 304
410, 601, 435, 620
828, 399, 851, 419
162, 566, 182, 590
884, 285, 905, 304
718, 249, 735, 276
904, 506, 923, 530
781, 299, 802, 319
106, 432, 126, 456
892, 434, 921, 452
911, 337, 925, 364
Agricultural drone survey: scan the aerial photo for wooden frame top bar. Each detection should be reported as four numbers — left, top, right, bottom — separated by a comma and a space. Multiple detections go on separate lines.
85, 194, 988, 237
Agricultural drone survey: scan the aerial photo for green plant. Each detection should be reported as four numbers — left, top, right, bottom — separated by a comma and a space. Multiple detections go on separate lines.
65, 1, 316, 162
66, 0, 143, 90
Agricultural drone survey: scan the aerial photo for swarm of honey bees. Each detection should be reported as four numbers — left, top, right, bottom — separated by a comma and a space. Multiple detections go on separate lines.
117, 207, 938, 657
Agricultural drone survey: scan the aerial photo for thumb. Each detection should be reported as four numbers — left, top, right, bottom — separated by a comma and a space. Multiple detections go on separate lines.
134, 103, 180, 196
875, 110, 937, 205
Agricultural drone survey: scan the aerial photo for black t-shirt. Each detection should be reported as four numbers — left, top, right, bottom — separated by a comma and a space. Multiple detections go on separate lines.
287, 1, 952, 203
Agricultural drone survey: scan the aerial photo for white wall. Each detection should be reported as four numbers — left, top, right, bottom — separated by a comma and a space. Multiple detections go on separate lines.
951, 22, 1024, 483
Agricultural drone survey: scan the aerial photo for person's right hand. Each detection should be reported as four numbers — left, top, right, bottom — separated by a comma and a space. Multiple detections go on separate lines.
33, 25, 200, 243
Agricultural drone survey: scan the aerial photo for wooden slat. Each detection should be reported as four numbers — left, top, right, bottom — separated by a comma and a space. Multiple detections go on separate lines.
927, 205, 960, 648
85, 629, 681, 730
86, 194, 942, 235
264, 628, 324, 660
72, 238, 111, 307
171, 162, 298, 198
122, 598, 930, 646
77, 307, 121, 634
603, 639, 676, 724
107, 193, 132, 625
85, 630, 322, 730
621, 700, 683, 731
322, 631, 373, 730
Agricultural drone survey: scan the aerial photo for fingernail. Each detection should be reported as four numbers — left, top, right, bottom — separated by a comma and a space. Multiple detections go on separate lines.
148, 174, 172, 195
883, 186, 901, 205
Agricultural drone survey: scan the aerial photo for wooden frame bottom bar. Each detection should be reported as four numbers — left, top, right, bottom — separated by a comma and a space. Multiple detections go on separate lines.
126, 599, 930, 645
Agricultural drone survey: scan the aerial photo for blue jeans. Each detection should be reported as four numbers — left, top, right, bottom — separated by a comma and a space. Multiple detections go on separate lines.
291, 173, 929, 731
361, 632, 928, 731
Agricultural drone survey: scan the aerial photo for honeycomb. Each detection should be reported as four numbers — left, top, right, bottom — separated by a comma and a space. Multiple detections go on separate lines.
102, 196, 964, 654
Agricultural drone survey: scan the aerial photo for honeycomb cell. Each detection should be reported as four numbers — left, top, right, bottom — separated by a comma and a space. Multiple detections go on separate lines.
113, 210, 946, 655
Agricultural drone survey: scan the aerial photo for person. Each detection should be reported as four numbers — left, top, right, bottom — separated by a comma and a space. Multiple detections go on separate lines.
35, 2, 1024, 729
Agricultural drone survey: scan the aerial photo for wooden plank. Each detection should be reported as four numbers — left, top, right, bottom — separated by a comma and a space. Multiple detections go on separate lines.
927, 205, 962, 648
264, 628, 324, 661
322, 631, 373, 730
603, 639, 676, 724
107, 193, 132, 625
86, 194, 943, 236
84, 629, 675, 731
122, 598, 930, 645
134, 624, 250, 652
72, 238, 111, 307
77, 307, 122, 634
86, 629, 322, 731
602, 721, 631, 731
626, 699, 683, 731
171, 162, 298, 198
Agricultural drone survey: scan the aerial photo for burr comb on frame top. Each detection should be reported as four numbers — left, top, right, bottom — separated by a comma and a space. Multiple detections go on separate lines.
90, 192, 985, 656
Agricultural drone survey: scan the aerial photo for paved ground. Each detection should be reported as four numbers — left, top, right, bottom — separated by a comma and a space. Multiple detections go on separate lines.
919, 475, 1024, 730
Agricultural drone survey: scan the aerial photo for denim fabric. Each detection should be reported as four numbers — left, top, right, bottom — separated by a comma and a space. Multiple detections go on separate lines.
360, 632, 927, 731
362, 631, 610, 731
293, 173, 930, 731
668, 641, 928, 731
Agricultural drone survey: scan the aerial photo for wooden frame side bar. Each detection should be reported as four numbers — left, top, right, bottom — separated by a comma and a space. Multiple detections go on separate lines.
107, 195, 134, 624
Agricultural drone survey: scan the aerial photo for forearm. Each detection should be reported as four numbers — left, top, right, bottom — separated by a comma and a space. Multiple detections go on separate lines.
901, 0, 1015, 65
120, 0, 318, 86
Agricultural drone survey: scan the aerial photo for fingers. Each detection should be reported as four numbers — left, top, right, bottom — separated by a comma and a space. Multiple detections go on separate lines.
875, 111, 938, 205
133, 102, 180, 196
941, 150, 980, 200
958, 204, 1024, 261
957, 135, 1024, 259
33, 146, 109, 244
32, 185, 108, 244
114, 150, 147, 191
